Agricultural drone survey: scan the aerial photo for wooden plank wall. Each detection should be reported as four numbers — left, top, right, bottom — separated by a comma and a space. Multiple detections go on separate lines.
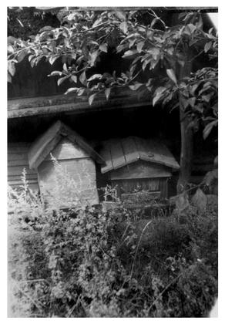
101, 137, 180, 174
38, 158, 99, 205
110, 161, 171, 180
8, 143, 39, 191
112, 177, 168, 199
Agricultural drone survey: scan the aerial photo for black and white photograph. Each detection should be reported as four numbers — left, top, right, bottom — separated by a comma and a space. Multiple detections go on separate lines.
7, 3, 218, 318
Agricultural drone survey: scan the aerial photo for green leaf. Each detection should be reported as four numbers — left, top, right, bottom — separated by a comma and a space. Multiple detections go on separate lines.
179, 96, 189, 109
88, 93, 97, 106
49, 55, 60, 65
148, 47, 160, 60
105, 88, 111, 100
201, 94, 212, 102
48, 71, 62, 77
114, 11, 126, 21
170, 102, 180, 112
177, 60, 185, 67
71, 75, 77, 83
89, 50, 99, 67
137, 41, 144, 53
129, 38, 137, 48
39, 26, 53, 33
150, 59, 159, 70
204, 169, 218, 187
17, 49, 27, 63
77, 88, 86, 96
7, 36, 17, 46
77, 55, 84, 66
92, 18, 102, 28
188, 97, 196, 107
57, 75, 70, 86
166, 47, 174, 55
8, 72, 12, 83
203, 120, 218, 140
187, 23, 196, 33
184, 24, 196, 35
99, 43, 108, 53
166, 68, 177, 85
87, 74, 102, 82
119, 21, 128, 34
7, 45, 14, 54
8, 61, 16, 76
146, 78, 152, 87
142, 58, 151, 71
151, 17, 158, 28
117, 44, 128, 53
79, 71, 87, 85
204, 41, 212, 53
163, 92, 173, 105
153, 87, 167, 106
122, 50, 138, 58
129, 83, 143, 91
65, 87, 79, 95
190, 83, 200, 95
63, 63, 68, 73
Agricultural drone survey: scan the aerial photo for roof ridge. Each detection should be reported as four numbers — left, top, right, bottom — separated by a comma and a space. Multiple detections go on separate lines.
28, 120, 104, 169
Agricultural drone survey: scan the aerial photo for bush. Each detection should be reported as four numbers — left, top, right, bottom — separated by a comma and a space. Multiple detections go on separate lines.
8, 166, 218, 317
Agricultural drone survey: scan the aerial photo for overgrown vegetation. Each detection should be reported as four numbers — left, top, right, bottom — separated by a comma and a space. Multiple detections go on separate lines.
7, 7, 218, 317
8, 162, 218, 317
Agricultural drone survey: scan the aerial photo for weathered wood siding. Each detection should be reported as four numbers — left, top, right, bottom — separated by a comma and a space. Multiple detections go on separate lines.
121, 191, 161, 204
111, 177, 169, 200
110, 161, 171, 180
101, 137, 180, 174
45, 138, 89, 160
8, 143, 39, 191
38, 139, 99, 205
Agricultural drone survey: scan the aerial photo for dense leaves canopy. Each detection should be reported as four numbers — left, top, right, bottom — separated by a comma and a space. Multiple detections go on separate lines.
8, 8, 218, 137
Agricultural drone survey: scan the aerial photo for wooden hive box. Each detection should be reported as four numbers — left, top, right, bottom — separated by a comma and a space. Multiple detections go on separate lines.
100, 137, 180, 206
28, 120, 104, 207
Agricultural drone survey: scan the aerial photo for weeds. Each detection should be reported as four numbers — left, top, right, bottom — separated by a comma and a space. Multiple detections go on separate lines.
8, 162, 218, 317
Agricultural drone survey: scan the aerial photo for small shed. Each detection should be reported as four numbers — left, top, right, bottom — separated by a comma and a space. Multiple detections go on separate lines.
28, 120, 104, 206
100, 137, 180, 205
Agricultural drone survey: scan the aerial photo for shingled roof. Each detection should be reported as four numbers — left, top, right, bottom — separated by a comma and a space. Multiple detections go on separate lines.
100, 137, 180, 174
28, 120, 104, 169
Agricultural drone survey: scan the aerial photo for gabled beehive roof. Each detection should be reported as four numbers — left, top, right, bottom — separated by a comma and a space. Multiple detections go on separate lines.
100, 137, 180, 174
28, 120, 104, 169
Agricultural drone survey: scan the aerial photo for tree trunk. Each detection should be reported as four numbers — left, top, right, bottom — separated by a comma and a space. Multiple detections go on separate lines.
177, 104, 193, 193
177, 51, 194, 194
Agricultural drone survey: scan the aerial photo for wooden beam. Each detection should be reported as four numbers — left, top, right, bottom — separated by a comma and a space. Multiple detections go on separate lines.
8, 99, 151, 119
8, 90, 151, 119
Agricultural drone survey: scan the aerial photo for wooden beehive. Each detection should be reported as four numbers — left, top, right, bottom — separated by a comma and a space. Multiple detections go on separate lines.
28, 120, 104, 206
100, 137, 180, 206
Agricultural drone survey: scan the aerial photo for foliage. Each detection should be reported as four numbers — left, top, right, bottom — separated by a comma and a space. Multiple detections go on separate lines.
8, 8, 218, 139
8, 163, 217, 317
8, 7, 60, 40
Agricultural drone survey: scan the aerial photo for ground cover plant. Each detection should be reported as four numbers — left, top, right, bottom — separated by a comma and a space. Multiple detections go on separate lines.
8, 162, 218, 317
